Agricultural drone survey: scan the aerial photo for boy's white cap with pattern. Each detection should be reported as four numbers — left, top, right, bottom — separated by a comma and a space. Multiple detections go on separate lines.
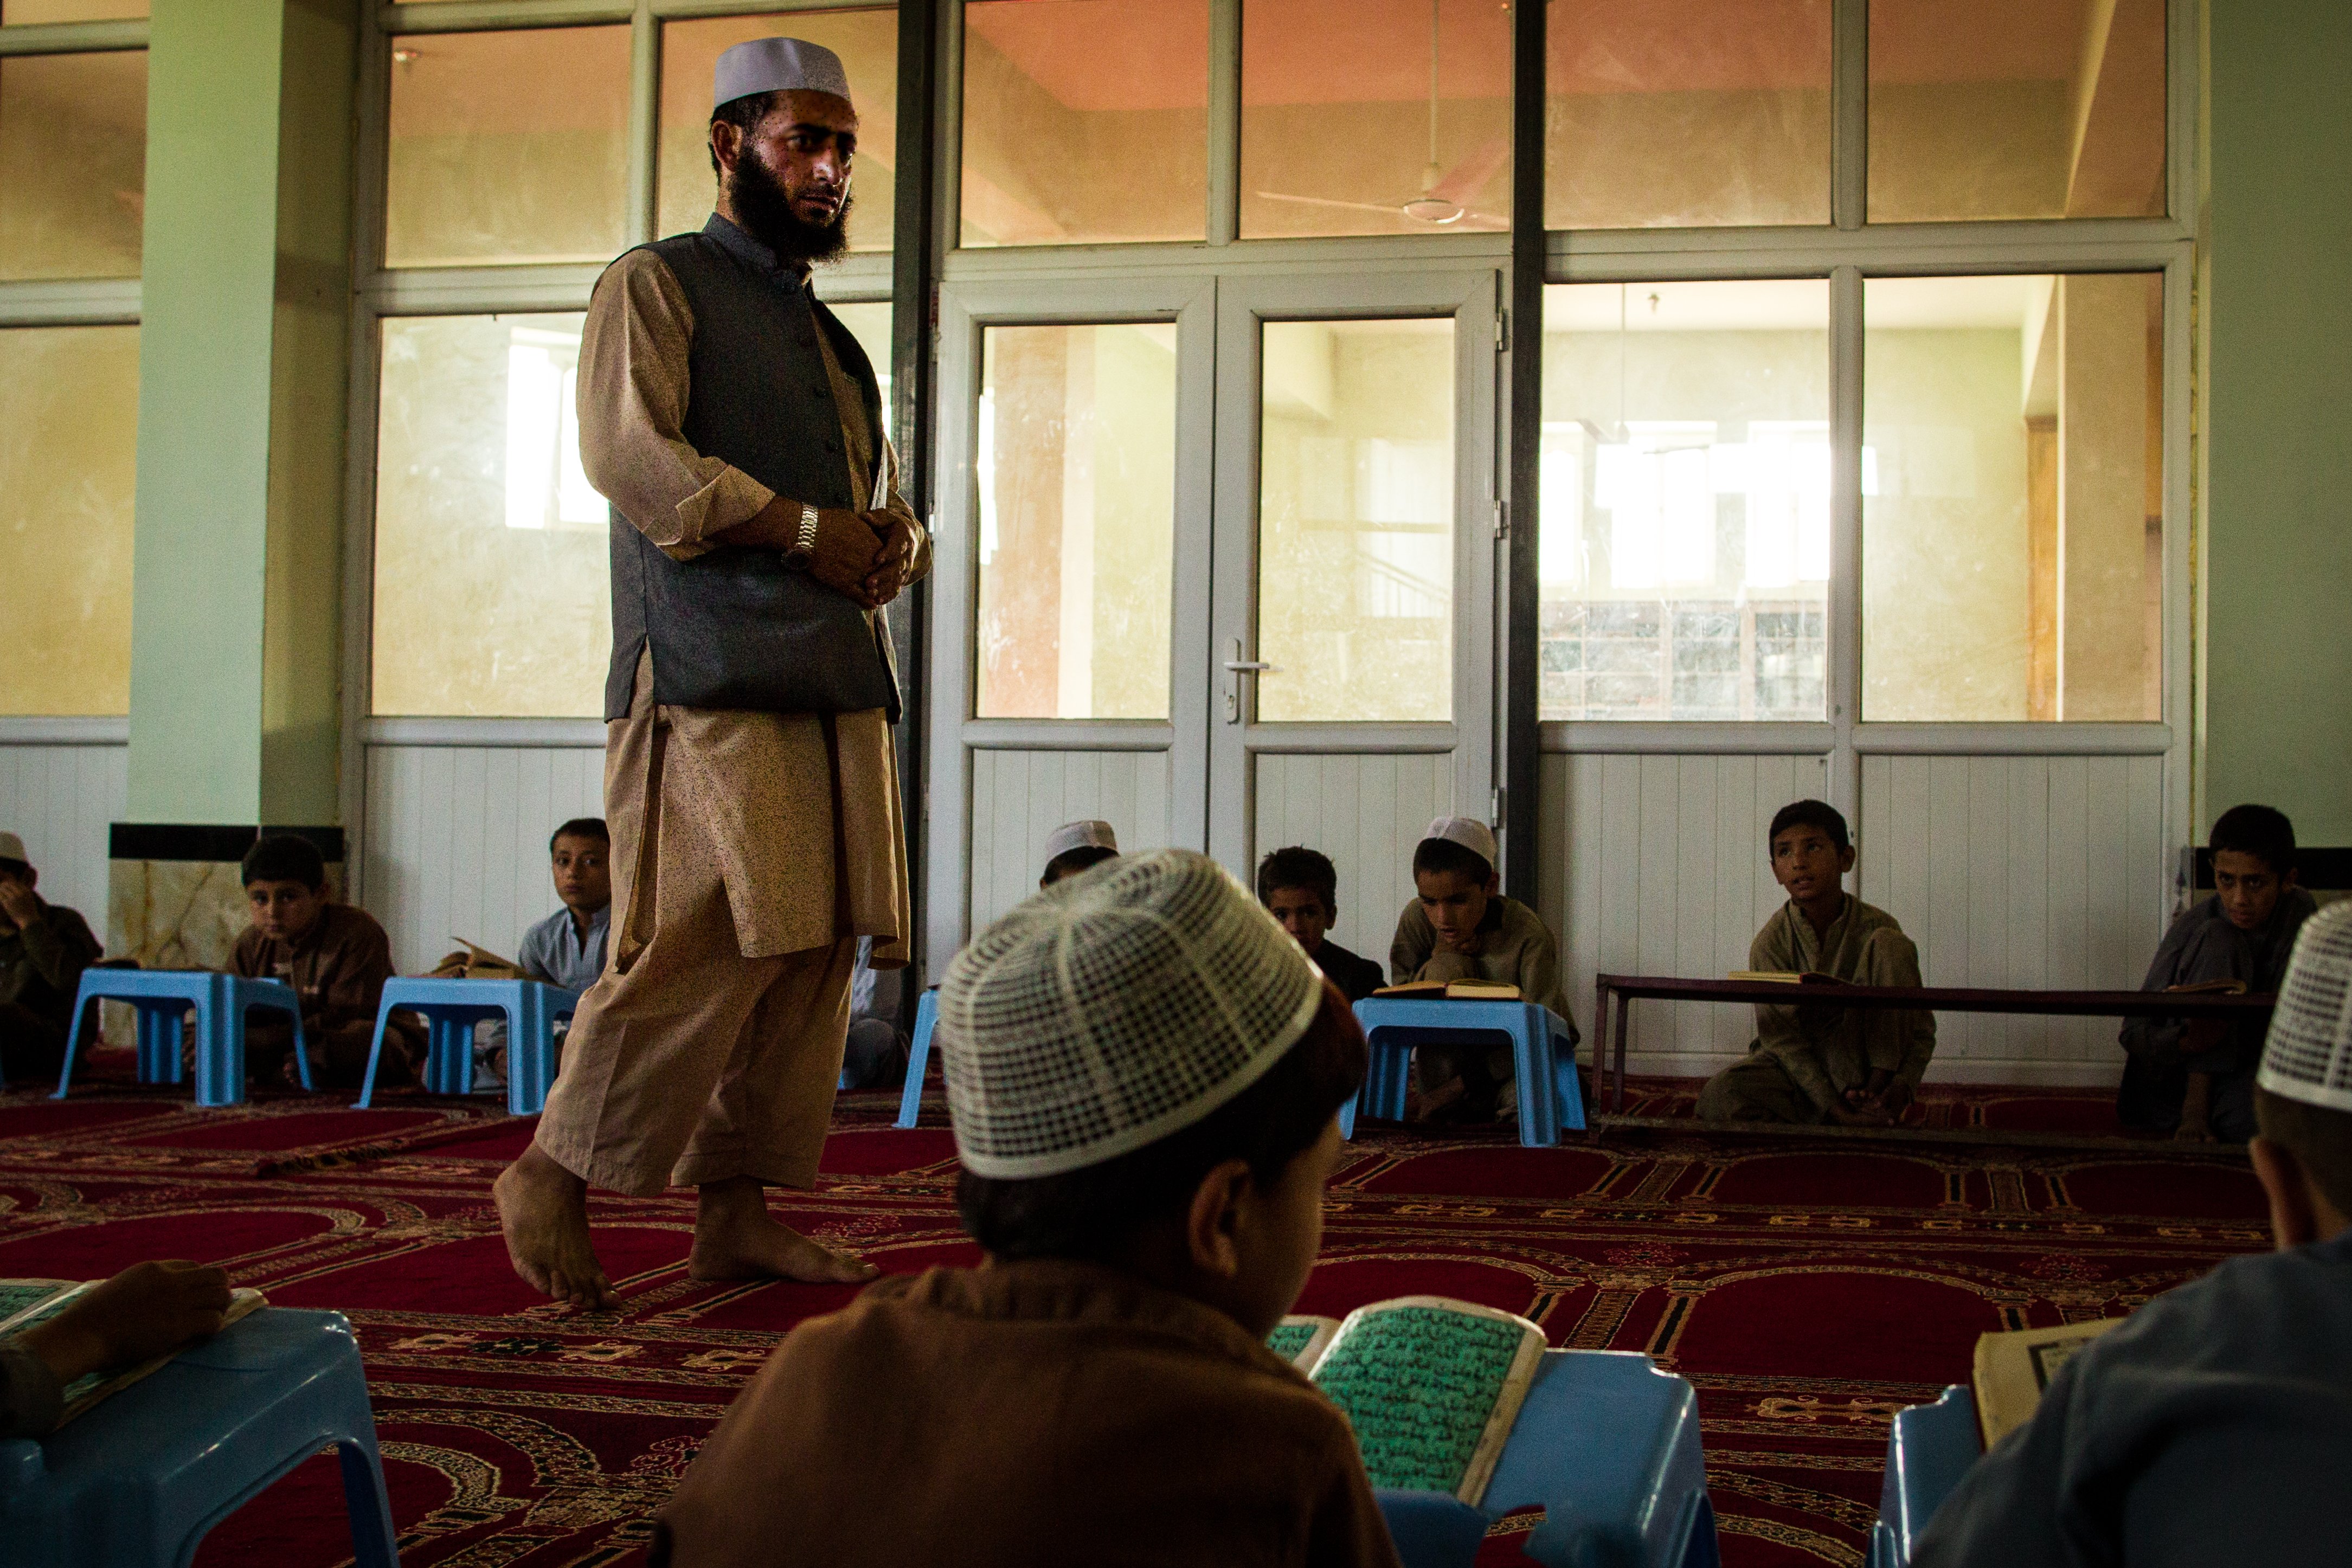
0, 832, 24, 864
1041, 819, 1118, 863
1422, 815, 1498, 871
939, 847, 1325, 1180
2259, 901, 2352, 1114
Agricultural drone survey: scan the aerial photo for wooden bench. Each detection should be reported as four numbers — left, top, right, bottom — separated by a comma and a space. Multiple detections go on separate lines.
1590, 974, 2279, 1116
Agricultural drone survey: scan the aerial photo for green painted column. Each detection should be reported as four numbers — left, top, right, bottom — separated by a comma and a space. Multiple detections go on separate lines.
126, 0, 352, 826
2204, 0, 2352, 842
115, 0, 355, 964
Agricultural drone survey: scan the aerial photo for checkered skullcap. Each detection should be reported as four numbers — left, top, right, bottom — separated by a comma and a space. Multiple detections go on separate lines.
939, 848, 1326, 1180
2259, 901, 2352, 1114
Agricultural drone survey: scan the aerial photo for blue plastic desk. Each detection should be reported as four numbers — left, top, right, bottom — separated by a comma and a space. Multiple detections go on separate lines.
1868, 1385, 1980, 1568
0, 1308, 399, 1568
355, 976, 581, 1115
1345, 998, 1584, 1147
53, 971, 309, 1106
1374, 1348, 1717, 1568
896, 986, 939, 1129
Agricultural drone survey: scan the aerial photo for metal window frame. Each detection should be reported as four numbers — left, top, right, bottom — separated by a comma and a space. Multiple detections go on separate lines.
0, 15, 149, 730
1532, 0, 2201, 925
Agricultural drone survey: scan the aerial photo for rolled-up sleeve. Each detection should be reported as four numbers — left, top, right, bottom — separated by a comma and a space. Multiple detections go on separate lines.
577, 250, 775, 562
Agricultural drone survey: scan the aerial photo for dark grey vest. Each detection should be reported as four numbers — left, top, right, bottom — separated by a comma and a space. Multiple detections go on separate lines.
603, 215, 899, 722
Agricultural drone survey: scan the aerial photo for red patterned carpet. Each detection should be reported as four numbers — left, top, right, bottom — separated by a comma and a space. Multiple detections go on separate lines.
0, 1072, 2265, 1568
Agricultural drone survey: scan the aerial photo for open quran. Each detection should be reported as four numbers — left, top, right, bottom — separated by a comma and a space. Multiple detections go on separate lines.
1970, 1316, 2125, 1445
1270, 1296, 1547, 1506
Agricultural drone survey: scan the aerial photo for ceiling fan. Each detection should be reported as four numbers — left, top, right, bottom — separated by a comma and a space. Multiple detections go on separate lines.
1255, 0, 1508, 230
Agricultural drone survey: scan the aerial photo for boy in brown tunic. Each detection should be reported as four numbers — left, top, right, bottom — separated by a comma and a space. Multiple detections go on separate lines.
653, 851, 1398, 1568
230, 834, 419, 1089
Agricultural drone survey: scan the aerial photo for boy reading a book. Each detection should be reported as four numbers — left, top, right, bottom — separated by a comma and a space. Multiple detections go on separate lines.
1915, 903, 2352, 1567
652, 850, 1398, 1568
1696, 800, 1935, 1127
1388, 817, 1572, 1123
230, 834, 420, 1090
1258, 845, 1385, 1002
2118, 803, 2315, 1143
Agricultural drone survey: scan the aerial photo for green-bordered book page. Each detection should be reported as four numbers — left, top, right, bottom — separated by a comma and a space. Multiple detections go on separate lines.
0, 1280, 82, 1335
1267, 1314, 1340, 1370
1304, 1295, 1547, 1507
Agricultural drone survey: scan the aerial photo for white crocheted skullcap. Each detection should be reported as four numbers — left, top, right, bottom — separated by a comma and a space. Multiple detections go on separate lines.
939, 847, 1326, 1180
2259, 901, 2352, 1114
1042, 819, 1119, 864
714, 37, 852, 112
0, 832, 24, 864
1421, 816, 1498, 873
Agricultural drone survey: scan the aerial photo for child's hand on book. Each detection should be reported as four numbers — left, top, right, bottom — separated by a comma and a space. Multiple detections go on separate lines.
20, 1261, 233, 1383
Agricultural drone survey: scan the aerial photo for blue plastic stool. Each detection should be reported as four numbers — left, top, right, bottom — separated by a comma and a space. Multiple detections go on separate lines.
1868, 1385, 1980, 1568
0, 1307, 399, 1568
54, 971, 310, 1106
895, 986, 939, 1129
1374, 1348, 1717, 1568
1342, 999, 1584, 1147
355, 976, 581, 1116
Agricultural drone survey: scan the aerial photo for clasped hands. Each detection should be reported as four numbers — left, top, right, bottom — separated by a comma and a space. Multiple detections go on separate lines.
1830, 1070, 1911, 1128
720, 496, 919, 609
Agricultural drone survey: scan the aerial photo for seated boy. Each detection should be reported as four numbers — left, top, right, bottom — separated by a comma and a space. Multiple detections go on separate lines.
1389, 817, 1573, 1122
232, 834, 420, 1089
1258, 845, 1385, 1002
0, 830, 104, 1085
2118, 804, 2315, 1143
1038, 818, 1119, 888
1914, 904, 2352, 1566
517, 818, 612, 993
1696, 800, 1934, 1127
652, 850, 1397, 1568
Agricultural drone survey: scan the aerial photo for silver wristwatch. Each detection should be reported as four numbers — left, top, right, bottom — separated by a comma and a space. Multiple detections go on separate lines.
789, 502, 819, 565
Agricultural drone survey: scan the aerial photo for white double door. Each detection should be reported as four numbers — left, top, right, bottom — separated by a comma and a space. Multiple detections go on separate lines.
926, 266, 1502, 974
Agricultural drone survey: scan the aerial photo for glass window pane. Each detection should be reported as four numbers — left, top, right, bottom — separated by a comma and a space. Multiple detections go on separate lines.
1539, 282, 1830, 722
826, 299, 894, 445
1242, 0, 1509, 240
0, 50, 145, 281
3, 2, 145, 20
1546, 1, 1829, 230
1863, 274, 2162, 721
384, 27, 631, 268
1869, 0, 2166, 222
371, 313, 612, 717
660, 11, 898, 254
0, 325, 138, 716
1257, 318, 1454, 723
974, 324, 1177, 719
962, 0, 1208, 247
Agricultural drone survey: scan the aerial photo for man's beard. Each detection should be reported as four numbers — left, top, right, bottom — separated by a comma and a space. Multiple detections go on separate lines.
729, 144, 852, 265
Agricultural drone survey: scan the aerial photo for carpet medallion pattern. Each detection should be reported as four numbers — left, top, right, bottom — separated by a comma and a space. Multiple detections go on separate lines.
0, 1081, 2266, 1567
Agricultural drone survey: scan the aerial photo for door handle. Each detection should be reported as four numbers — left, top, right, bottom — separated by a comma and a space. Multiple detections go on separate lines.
1222, 639, 1278, 723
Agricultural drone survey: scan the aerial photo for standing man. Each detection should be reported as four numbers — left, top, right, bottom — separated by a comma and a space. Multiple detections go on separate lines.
496, 37, 928, 1309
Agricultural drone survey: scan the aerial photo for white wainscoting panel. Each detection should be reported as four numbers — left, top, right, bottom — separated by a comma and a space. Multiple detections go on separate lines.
967, 749, 1172, 934
0, 743, 127, 934
1856, 754, 2168, 1074
1252, 753, 1456, 971
362, 744, 606, 974
1541, 753, 1829, 1070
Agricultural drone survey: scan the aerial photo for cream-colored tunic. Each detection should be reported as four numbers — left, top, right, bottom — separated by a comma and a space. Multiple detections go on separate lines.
577, 245, 928, 966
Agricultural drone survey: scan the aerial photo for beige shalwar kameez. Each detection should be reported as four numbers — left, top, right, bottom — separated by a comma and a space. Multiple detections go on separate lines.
535, 246, 927, 1198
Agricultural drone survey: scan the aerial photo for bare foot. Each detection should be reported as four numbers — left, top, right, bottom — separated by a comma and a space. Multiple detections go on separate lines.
493, 1144, 617, 1309
689, 1175, 878, 1285
2174, 1120, 2215, 1144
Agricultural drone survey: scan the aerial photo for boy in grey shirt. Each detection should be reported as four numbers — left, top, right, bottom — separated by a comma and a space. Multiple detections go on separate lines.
1917, 902, 2352, 1567
518, 818, 612, 993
